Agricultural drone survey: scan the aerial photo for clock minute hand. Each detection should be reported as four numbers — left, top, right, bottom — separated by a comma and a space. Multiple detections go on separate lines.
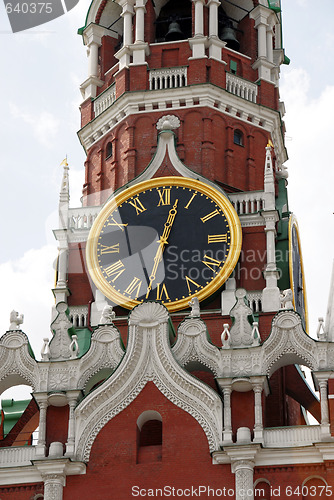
146, 200, 178, 298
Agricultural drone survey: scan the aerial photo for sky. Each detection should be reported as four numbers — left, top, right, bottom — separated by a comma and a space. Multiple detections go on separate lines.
0, 0, 333, 380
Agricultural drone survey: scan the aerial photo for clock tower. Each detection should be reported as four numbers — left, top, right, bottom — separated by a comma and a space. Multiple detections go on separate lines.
1, 1, 334, 499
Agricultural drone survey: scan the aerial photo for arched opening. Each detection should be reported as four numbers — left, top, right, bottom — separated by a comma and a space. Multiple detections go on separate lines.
137, 410, 162, 464
185, 360, 218, 393
0, 384, 39, 448
265, 364, 320, 428
234, 129, 244, 146
83, 368, 114, 396
254, 479, 271, 499
106, 141, 113, 159
155, 0, 192, 43
218, 5, 240, 52
302, 476, 328, 500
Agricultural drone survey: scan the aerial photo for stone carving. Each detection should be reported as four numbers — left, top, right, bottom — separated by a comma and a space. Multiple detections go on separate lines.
317, 317, 327, 341
41, 338, 50, 361
99, 305, 116, 324
156, 114, 181, 130
251, 322, 261, 346
9, 310, 24, 331
49, 302, 74, 361
229, 289, 254, 347
69, 335, 79, 359
280, 288, 293, 310
76, 302, 222, 461
188, 297, 200, 317
129, 301, 169, 326
221, 324, 231, 348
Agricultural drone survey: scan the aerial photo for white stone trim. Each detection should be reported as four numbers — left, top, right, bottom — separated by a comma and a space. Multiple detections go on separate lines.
78, 83, 287, 168
75, 302, 223, 460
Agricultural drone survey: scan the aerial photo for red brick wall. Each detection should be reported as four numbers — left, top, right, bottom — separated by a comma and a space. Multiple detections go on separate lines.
0, 484, 43, 499
82, 107, 270, 197
64, 382, 235, 499
46, 405, 69, 451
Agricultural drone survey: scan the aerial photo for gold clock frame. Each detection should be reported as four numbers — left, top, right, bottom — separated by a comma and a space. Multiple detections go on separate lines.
288, 214, 309, 333
86, 176, 242, 312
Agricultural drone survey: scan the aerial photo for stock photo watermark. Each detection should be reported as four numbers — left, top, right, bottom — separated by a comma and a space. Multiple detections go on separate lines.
4, 0, 79, 32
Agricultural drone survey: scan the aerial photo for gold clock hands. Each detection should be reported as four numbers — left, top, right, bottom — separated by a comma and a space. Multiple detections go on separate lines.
146, 200, 178, 298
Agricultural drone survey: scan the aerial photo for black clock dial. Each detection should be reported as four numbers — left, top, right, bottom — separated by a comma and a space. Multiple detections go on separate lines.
87, 177, 242, 311
289, 216, 308, 332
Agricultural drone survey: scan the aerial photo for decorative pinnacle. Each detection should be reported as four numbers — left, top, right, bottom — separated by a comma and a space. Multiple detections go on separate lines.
59, 157, 70, 203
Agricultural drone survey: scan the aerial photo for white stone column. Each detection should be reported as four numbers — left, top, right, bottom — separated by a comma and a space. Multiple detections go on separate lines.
123, 4, 133, 45
35, 396, 48, 457
193, 0, 204, 36
134, 0, 145, 42
88, 42, 99, 78
266, 25, 274, 63
207, 0, 225, 61
132, 0, 149, 65
65, 391, 81, 456
319, 379, 330, 430
314, 373, 331, 439
249, 6, 275, 82
223, 387, 233, 443
80, 24, 105, 99
65, 402, 76, 456
232, 460, 255, 500
257, 22, 267, 58
189, 0, 206, 59
43, 474, 65, 500
208, 0, 219, 37
253, 384, 263, 442
115, 0, 135, 69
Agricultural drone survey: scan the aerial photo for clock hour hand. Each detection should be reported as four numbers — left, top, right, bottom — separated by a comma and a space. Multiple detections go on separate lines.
146, 200, 178, 298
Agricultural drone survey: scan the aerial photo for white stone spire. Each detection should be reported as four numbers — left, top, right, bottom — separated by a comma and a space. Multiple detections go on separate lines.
325, 261, 334, 341
59, 158, 70, 230
262, 142, 280, 312
52, 158, 70, 305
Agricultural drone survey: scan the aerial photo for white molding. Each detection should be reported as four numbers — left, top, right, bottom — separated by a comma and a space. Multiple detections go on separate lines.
78, 83, 286, 168
75, 302, 223, 460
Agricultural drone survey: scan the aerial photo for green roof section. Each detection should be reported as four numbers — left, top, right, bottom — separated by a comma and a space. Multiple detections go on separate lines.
74, 328, 92, 358
77, 0, 95, 35
1, 399, 31, 437
267, 0, 281, 12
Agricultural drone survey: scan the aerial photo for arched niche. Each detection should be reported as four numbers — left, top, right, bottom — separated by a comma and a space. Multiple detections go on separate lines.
155, 0, 192, 43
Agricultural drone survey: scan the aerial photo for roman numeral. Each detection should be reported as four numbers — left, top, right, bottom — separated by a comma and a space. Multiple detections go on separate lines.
185, 276, 201, 294
124, 277, 142, 297
104, 260, 125, 282
157, 188, 171, 206
156, 283, 170, 301
107, 217, 128, 231
184, 192, 197, 209
200, 209, 219, 223
100, 243, 120, 254
128, 197, 146, 215
208, 234, 228, 244
202, 254, 222, 273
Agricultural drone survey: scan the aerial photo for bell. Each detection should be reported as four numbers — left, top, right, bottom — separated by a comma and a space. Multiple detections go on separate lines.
220, 23, 240, 52
165, 21, 186, 42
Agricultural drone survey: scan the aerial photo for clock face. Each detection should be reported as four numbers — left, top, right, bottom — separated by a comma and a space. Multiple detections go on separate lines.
86, 177, 242, 311
289, 215, 308, 332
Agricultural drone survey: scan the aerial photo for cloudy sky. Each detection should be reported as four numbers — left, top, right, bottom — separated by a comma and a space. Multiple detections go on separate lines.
0, 0, 333, 368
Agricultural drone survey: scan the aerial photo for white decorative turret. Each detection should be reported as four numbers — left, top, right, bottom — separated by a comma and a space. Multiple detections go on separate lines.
324, 261, 334, 341
59, 158, 70, 230
52, 159, 71, 306
261, 143, 280, 312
